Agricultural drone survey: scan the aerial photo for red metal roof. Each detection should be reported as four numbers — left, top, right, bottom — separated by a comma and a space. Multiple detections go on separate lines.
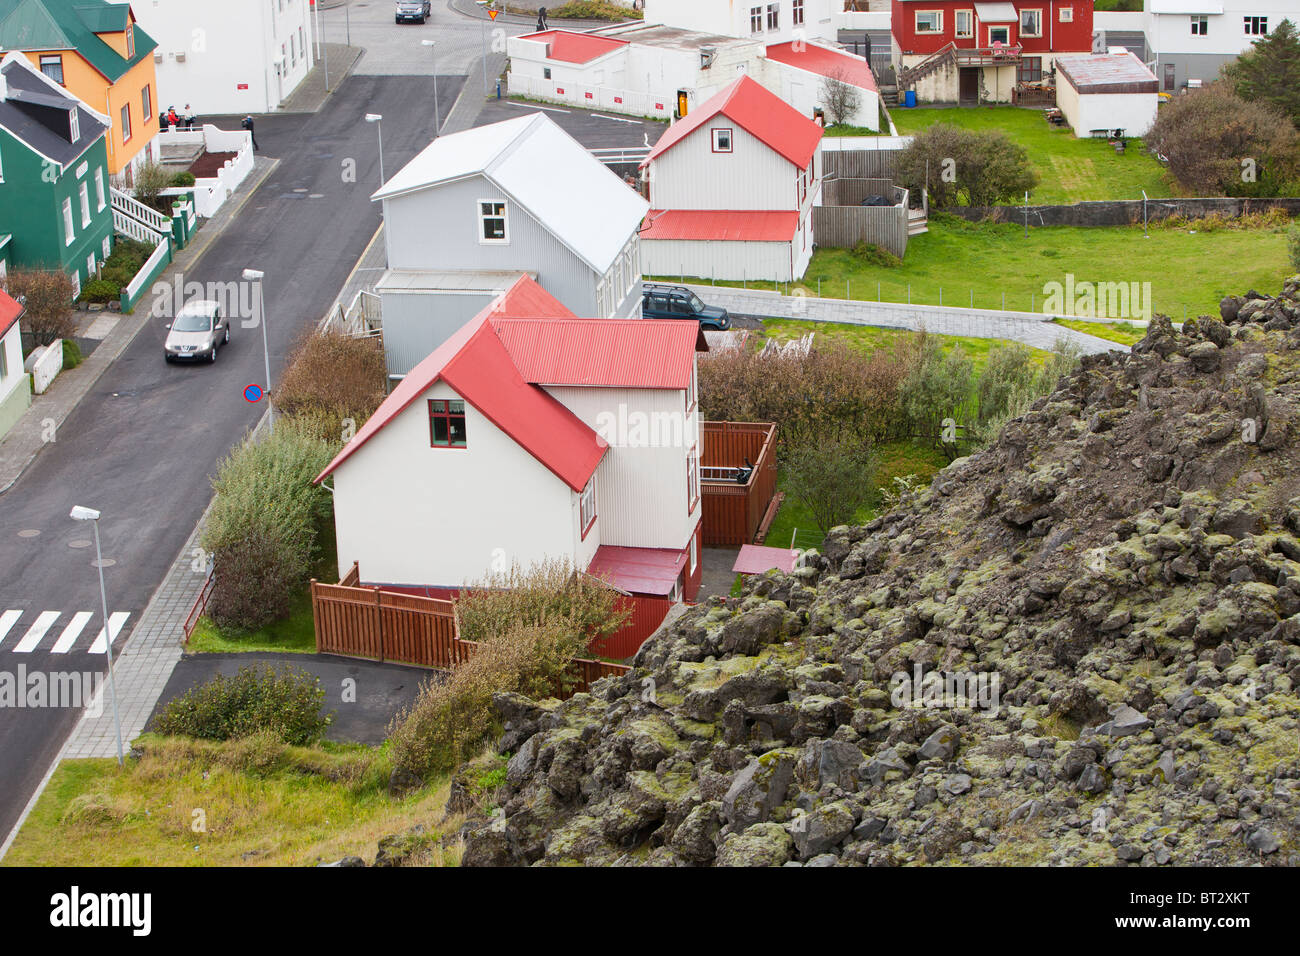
732, 544, 796, 576
519, 29, 628, 64
487, 273, 573, 319
587, 545, 687, 597
765, 41, 878, 94
492, 317, 700, 389
642, 75, 822, 171
0, 290, 22, 338
641, 208, 799, 242
316, 278, 607, 493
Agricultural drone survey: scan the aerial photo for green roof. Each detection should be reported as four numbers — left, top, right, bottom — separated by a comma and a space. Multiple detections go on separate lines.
0, 0, 156, 82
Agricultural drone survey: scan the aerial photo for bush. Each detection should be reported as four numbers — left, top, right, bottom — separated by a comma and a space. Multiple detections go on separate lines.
133, 161, 177, 212
897, 332, 974, 449
1289, 224, 1300, 272
388, 621, 589, 779
456, 558, 629, 646
8, 269, 76, 346
699, 341, 907, 459
201, 418, 337, 630
271, 330, 387, 430
852, 242, 902, 268
545, 1, 641, 21
78, 279, 120, 304
171, 171, 196, 187
894, 123, 1038, 208
973, 339, 1081, 445
151, 662, 332, 745
61, 339, 82, 370
785, 433, 878, 533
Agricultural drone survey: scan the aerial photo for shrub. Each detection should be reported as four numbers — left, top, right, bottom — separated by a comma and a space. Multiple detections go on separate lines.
8, 269, 76, 346
171, 171, 197, 187
973, 339, 1081, 445
894, 123, 1038, 208
201, 418, 336, 630
388, 621, 589, 779
271, 329, 387, 429
546, 1, 641, 21
851, 242, 902, 268
699, 340, 907, 459
133, 161, 178, 212
61, 339, 82, 370
896, 332, 974, 449
456, 558, 628, 646
78, 279, 121, 304
151, 662, 332, 745
1288, 223, 1300, 272
785, 433, 878, 532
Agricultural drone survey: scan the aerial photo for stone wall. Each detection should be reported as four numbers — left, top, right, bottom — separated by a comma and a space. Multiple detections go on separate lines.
944, 196, 1300, 228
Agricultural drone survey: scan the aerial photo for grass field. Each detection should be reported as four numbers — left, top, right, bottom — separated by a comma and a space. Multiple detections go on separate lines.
675, 217, 1292, 320
186, 590, 317, 654
3, 735, 461, 867
890, 106, 1173, 203
1051, 318, 1148, 346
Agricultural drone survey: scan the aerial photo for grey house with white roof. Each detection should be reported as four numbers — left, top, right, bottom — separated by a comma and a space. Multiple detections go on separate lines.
371, 112, 650, 378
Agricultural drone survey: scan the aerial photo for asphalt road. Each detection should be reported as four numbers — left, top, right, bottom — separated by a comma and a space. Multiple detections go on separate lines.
0, 73, 461, 843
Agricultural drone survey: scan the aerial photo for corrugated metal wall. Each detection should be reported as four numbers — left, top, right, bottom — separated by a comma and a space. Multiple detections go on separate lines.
649, 123, 798, 211
380, 290, 497, 377
643, 237, 793, 283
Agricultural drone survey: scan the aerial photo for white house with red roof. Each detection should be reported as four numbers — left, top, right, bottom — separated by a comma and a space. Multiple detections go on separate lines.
0, 289, 28, 440
317, 275, 707, 638
640, 76, 823, 282
370, 113, 649, 378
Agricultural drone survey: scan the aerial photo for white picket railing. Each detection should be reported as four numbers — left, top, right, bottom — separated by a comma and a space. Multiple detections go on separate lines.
122, 236, 172, 306
112, 208, 169, 246
110, 186, 171, 233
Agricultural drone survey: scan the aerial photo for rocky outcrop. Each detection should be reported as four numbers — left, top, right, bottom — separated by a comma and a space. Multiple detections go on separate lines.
458, 279, 1300, 866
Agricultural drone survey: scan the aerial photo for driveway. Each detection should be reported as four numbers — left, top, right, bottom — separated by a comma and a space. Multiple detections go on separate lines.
148, 653, 442, 745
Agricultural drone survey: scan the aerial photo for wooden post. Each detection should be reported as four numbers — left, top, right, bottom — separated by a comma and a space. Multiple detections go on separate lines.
374, 586, 384, 663
310, 579, 321, 653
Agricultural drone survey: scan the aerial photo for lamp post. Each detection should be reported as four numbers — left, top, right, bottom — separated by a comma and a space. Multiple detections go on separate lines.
365, 113, 385, 188
70, 506, 123, 767
422, 40, 440, 136
242, 268, 273, 429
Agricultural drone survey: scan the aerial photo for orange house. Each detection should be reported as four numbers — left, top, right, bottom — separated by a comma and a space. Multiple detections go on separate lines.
0, 0, 159, 185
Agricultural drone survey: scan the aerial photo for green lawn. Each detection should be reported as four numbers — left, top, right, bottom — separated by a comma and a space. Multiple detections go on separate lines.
186, 588, 317, 654
3, 735, 460, 867
1051, 318, 1148, 346
890, 106, 1173, 203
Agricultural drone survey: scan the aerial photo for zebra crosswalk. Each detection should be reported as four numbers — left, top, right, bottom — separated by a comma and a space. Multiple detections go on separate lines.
0, 609, 131, 656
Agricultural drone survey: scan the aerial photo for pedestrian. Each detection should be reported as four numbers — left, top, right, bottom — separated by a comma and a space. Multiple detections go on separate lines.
241, 114, 259, 151
167, 105, 180, 128
537, 6, 547, 30
183, 103, 195, 129
159, 109, 171, 133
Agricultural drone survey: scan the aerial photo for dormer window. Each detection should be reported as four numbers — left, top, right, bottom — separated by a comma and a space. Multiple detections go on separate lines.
126, 25, 135, 59
69, 108, 79, 143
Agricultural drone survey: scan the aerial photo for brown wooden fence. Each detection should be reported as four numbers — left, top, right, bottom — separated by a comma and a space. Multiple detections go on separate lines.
701, 421, 779, 546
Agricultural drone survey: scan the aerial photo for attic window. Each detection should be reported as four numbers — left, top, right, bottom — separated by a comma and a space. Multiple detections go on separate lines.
429, 399, 467, 447
69, 109, 79, 143
479, 200, 508, 243
126, 25, 135, 59
711, 128, 733, 153
40, 55, 64, 85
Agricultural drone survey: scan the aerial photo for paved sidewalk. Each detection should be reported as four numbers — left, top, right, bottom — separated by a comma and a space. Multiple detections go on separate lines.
681, 283, 1127, 355
0, 155, 280, 496
279, 43, 365, 113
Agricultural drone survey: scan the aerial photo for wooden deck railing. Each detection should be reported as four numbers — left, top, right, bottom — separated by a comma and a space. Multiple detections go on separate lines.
700, 421, 779, 546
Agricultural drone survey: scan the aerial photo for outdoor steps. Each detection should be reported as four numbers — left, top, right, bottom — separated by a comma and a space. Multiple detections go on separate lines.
908, 221, 929, 236
753, 492, 786, 546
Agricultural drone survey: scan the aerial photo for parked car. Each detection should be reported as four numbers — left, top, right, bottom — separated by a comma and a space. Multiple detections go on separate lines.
395, 0, 431, 23
164, 300, 229, 363
641, 284, 730, 330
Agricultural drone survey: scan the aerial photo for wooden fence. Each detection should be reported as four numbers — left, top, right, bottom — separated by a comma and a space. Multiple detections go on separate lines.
814, 179, 910, 259
822, 148, 901, 181
701, 421, 779, 546
310, 574, 632, 694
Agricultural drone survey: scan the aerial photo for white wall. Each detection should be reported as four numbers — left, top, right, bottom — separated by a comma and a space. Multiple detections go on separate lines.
649, 121, 799, 210
644, 0, 839, 43
138, 0, 315, 115
1150, 3, 1296, 57
1057, 81, 1157, 137
643, 236, 796, 281
0, 322, 28, 409
543, 384, 699, 551
333, 379, 584, 588
761, 57, 880, 128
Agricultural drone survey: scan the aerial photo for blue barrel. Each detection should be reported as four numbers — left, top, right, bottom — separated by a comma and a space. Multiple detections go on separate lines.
904, 90, 917, 108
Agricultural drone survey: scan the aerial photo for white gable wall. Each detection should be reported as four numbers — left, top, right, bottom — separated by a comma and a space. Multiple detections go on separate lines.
333, 380, 586, 588
544, 384, 700, 551
649, 122, 799, 210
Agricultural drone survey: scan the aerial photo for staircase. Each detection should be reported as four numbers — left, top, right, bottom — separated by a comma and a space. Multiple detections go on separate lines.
110, 186, 170, 245
898, 42, 955, 89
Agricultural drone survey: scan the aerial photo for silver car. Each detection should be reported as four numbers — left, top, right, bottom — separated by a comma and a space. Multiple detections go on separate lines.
164, 299, 229, 363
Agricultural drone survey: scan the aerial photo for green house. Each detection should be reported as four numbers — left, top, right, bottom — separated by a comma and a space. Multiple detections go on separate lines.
0, 50, 113, 297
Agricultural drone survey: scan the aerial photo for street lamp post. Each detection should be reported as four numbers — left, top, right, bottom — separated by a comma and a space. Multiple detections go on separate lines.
422, 40, 440, 136
70, 506, 123, 767
365, 113, 385, 187
242, 268, 273, 429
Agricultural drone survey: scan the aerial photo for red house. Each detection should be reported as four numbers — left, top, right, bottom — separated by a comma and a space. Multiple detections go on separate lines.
891, 0, 1094, 104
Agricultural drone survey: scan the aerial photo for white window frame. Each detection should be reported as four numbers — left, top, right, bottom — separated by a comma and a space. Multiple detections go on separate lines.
915, 10, 943, 34
1190, 15, 1207, 35
62, 197, 75, 245
767, 2, 779, 30
102, 235, 111, 259
94, 166, 106, 210
477, 199, 508, 243
1020, 8, 1042, 38
793, 0, 804, 26
79, 181, 91, 227
711, 127, 733, 152
1059, 6, 1073, 23
989, 24, 1010, 45
955, 9, 973, 38
69, 109, 79, 142
689, 534, 697, 575
750, 6, 762, 33
120, 103, 132, 142
70, 269, 81, 299
142, 84, 152, 122
686, 445, 699, 514
0, 336, 7, 380
579, 476, 597, 538
1244, 16, 1267, 36
86, 253, 96, 277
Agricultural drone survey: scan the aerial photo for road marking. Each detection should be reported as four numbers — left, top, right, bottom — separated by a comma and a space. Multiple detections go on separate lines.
503, 101, 569, 113
87, 612, 131, 654
0, 610, 21, 648
13, 611, 60, 653
50, 612, 94, 654
589, 113, 640, 124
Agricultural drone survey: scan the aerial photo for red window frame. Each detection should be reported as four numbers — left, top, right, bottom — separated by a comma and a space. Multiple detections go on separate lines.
428, 399, 467, 448
686, 444, 699, 515
579, 476, 597, 539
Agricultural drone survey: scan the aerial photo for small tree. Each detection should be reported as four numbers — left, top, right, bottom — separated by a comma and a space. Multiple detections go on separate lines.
134, 161, 177, 212
820, 68, 862, 127
7, 269, 76, 347
897, 333, 974, 450
894, 123, 1038, 208
1223, 19, 1300, 127
785, 433, 879, 533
